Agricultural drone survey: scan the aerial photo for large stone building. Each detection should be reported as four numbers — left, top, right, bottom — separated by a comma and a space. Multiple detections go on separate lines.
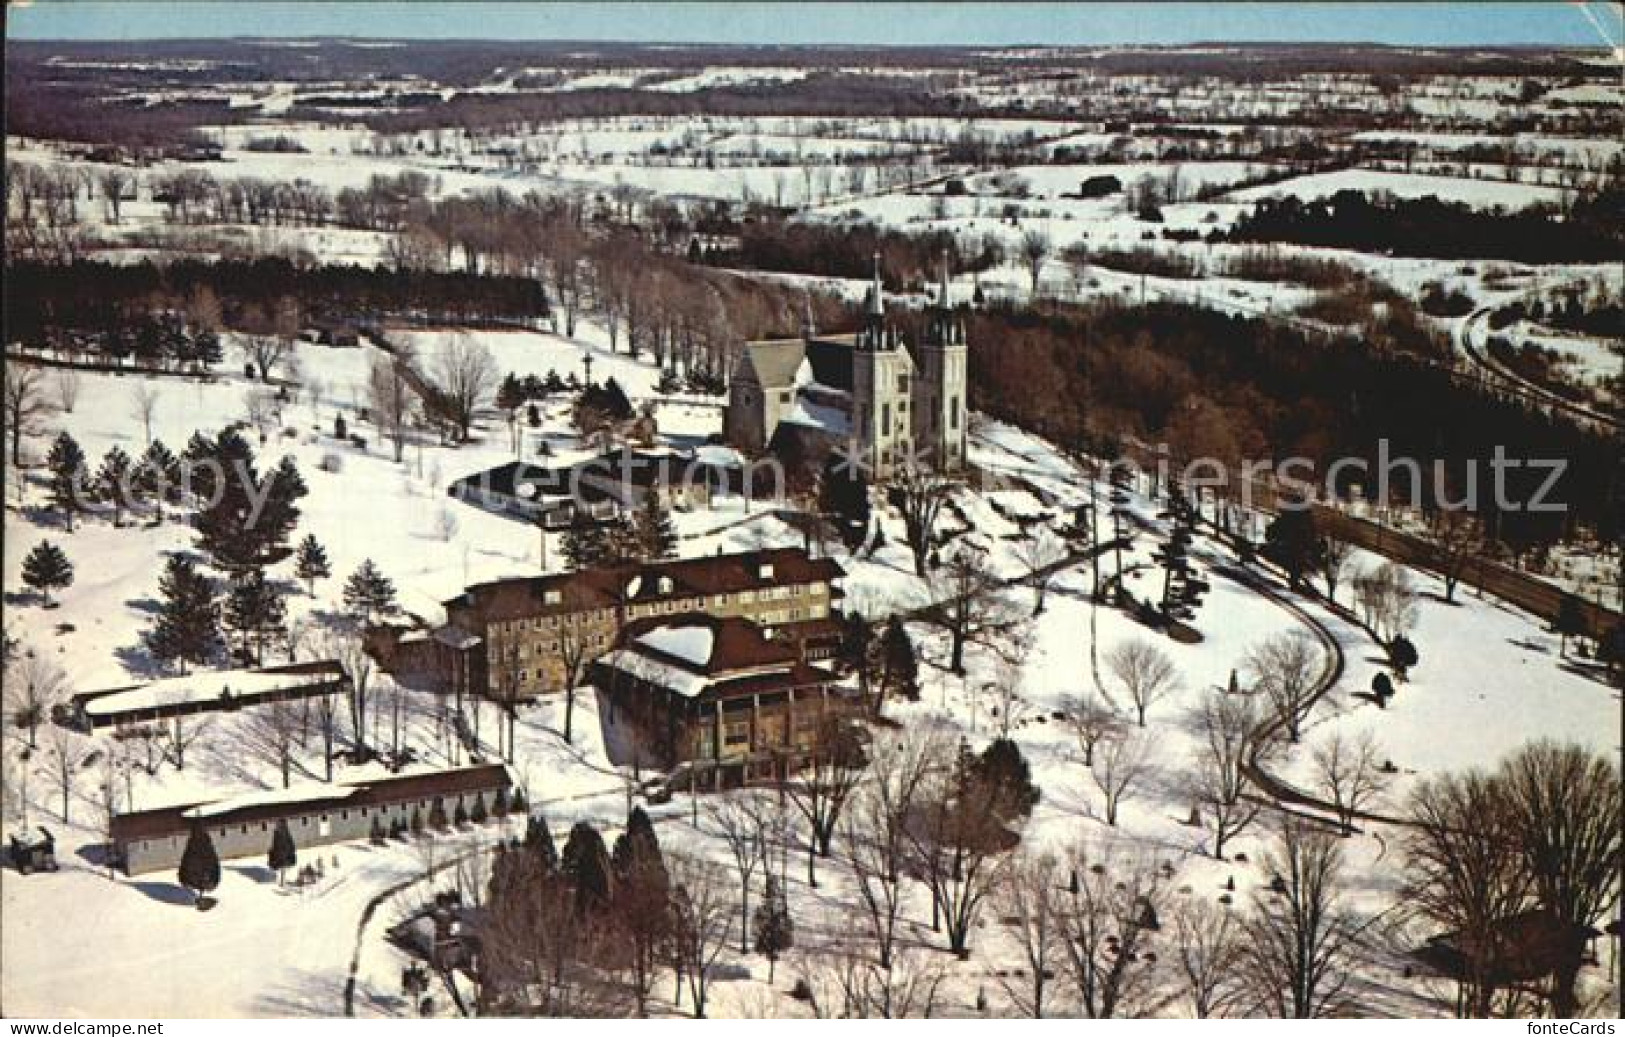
590, 613, 861, 785
111, 764, 512, 875
414, 547, 846, 703
725, 262, 968, 481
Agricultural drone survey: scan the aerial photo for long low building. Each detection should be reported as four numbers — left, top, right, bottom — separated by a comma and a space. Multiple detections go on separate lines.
62, 661, 351, 730
111, 763, 513, 875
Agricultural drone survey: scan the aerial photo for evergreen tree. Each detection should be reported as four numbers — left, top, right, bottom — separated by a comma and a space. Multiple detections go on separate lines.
429, 798, 450, 831
561, 517, 610, 572
879, 616, 920, 703
470, 793, 489, 824
294, 534, 331, 595
96, 446, 134, 525
819, 456, 870, 549
523, 811, 559, 873
753, 875, 794, 982
21, 540, 74, 606
178, 822, 221, 905
1262, 509, 1323, 592
491, 787, 510, 818
370, 815, 387, 845
45, 432, 87, 530
147, 555, 219, 674
974, 737, 1042, 820
495, 372, 526, 411
603, 516, 643, 565
1389, 634, 1419, 680
136, 440, 180, 516
453, 800, 470, 826
223, 568, 287, 665
1554, 595, 1588, 657
613, 806, 669, 891
634, 493, 678, 560
258, 456, 308, 551
268, 818, 297, 884
342, 559, 397, 623
409, 807, 424, 836
510, 786, 528, 817
560, 821, 612, 914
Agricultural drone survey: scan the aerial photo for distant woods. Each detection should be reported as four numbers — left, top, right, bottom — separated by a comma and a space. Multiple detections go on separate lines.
963, 300, 1618, 549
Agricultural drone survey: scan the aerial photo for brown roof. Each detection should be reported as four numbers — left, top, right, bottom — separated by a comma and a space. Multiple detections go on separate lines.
450, 547, 845, 625
599, 614, 838, 703
111, 764, 512, 844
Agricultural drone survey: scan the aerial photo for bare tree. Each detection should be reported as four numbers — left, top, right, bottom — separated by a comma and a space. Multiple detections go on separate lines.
781, 717, 865, 888
241, 698, 305, 788
1317, 534, 1352, 604
1020, 229, 1052, 298
1427, 510, 1484, 605
165, 714, 212, 771
670, 853, 734, 1018
43, 724, 82, 821
1238, 820, 1369, 1018
894, 459, 951, 578
557, 627, 591, 746
4, 651, 68, 750
432, 332, 498, 443
51, 369, 81, 414
1017, 527, 1066, 615
243, 334, 289, 382
1105, 638, 1181, 727
993, 849, 1066, 1017
1352, 561, 1419, 646
1170, 895, 1245, 1018
369, 344, 417, 463
1090, 728, 1153, 826
1245, 631, 1322, 742
905, 745, 1014, 958
1496, 742, 1622, 1018
1402, 770, 1531, 1017
841, 728, 945, 969
97, 168, 135, 224
309, 622, 375, 751
1062, 690, 1125, 768
1188, 689, 1269, 859
131, 383, 161, 447
4, 364, 54, 466
706, 791, 772, 954
1309, 731, 1388, 835
1058, 838, 1167, 1018
922, 545, 1024, 675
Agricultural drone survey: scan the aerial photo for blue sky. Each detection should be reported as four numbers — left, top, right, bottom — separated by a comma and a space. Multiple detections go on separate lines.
6, 1, 1621, 47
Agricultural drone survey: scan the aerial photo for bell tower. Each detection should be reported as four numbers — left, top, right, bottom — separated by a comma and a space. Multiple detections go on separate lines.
850, 255, 914, 480
913, 254, 967, 472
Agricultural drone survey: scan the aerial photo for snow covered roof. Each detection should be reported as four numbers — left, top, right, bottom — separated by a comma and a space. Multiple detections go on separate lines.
782, 396, 851, 438
635, 624, 716, 667
183, 784, 363, 820
79, 663, 343, 719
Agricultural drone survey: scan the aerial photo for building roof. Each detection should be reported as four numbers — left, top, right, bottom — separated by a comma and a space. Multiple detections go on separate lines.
449, 547, 845, 625
738, 339, 807, 389
596, 614, 835, 701
450, 460, 618, 503
111, 764, 512, 843
71, 661, 347, 719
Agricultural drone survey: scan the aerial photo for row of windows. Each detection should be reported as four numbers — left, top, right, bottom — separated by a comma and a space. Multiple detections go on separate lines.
130, 793, 503, 852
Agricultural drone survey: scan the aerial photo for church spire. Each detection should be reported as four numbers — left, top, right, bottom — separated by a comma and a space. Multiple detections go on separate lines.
867, 252, 885, 319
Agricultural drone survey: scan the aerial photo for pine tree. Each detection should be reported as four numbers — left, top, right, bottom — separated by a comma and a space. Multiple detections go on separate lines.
294, 534, 331, 595
147, 555, 220, 674
453, 800, 470, 826
603, 516, 643, 565
753, 875, 794, 982
879, 616, 920, 703
615, 805, 669, 889
178, 822, 221, 905
561, 517, 610, 571
975, 737, 1041, 821
136, 440, 180, 517
22, 540, 74, 606
342, 559, 396, 623
46, 432, 87, 530
268, 818, 297, 884
561, 821, 612, 913
510, 786, 529, 817
258, 456, 308, 552
369, 815, 387, 845
522, 811, 558, 873
633, 493, 678, 560
223, 568, 287, 665
470, 793, 489, 824
491, 787, 510, 818
1554, 595, 1588, 658
428, 798, 450, 831
495, 373, 526, 411
1262, 510, 1323, 593
96, 446, 134, 526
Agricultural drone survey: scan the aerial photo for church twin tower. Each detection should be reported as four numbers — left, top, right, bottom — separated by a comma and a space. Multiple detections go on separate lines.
849, 257, 968, 479
724, 256, 968, 482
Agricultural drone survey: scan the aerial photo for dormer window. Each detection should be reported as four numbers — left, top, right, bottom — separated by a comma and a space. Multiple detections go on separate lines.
544, 589, 561, 605
658, 576, 673, 594
758, 563, 775, 580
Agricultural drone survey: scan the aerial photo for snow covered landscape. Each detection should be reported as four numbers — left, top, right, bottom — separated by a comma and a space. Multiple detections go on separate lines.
2, 3, 1622, 1024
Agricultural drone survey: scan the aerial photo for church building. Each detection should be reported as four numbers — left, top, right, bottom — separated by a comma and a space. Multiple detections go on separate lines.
724, 261, 968, 481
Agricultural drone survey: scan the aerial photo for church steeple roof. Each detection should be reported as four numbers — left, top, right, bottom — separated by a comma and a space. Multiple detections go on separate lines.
866, 253, 885, 319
